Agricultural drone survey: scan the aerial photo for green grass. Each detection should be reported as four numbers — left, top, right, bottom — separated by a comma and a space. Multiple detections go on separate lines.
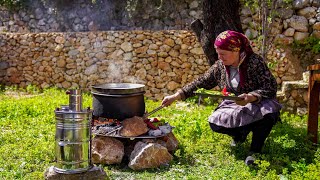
0, 88, 319, 179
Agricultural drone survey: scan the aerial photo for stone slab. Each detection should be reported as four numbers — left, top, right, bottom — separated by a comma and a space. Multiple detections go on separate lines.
44, 166, 108, 180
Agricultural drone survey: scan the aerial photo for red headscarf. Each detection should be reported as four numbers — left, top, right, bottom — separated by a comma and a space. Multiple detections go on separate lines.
214, 30, 254, 88
214, 30, 253, 57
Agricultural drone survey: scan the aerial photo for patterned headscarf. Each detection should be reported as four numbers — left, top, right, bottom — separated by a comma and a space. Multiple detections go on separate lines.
214, 30, 254, 88
214, 30, 253, 57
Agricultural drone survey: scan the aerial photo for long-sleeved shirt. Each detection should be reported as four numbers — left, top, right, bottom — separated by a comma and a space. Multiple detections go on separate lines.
178, 53, 277, 102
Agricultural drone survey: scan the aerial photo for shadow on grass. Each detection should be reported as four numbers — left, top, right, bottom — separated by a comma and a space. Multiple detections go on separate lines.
230, 116, 319, 174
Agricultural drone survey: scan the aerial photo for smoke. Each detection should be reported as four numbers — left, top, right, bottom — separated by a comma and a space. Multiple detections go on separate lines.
107, 60, 140, 84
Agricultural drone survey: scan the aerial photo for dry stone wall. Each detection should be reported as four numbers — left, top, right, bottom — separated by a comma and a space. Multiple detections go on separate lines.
0, 0, 201, 32
0, 30, 208, 100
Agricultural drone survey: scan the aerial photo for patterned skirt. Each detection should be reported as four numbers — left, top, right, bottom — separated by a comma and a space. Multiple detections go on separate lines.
208, 99, 282, 128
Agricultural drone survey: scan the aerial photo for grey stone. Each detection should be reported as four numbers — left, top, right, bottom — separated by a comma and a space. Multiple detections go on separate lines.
293, 0, 309, 9
35, 8, 44, 20
277, 8, 294, 19
312, 0, 320, 7
289, 15, 309, 32
84, 64, 97, 75
0, 61, 9, 70
297, 7, 317, 19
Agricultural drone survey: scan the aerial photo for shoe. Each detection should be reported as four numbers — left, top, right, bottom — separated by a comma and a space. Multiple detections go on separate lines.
245, 155, 255, 165
245, 152, 256, 166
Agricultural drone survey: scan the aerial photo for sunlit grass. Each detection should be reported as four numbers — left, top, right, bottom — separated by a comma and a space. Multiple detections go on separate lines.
0, 87, 319, 179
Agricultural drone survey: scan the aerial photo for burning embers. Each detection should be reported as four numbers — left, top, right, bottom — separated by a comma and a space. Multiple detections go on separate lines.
91, 116, 178, 170
92, 116, 173, 138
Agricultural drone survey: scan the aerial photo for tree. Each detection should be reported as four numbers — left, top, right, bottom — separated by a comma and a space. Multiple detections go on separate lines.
191, 0, 243, 65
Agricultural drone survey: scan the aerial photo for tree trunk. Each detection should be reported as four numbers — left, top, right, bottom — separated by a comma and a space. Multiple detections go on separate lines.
191, 0, 243, 65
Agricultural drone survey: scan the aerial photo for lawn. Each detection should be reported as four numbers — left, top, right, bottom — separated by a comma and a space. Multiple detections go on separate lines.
0, 87, 319, 179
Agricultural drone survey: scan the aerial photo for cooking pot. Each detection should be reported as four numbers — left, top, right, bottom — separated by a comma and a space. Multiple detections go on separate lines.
91, 83, 145, 120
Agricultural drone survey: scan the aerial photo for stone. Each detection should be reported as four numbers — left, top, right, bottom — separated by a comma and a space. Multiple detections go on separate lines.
293, 32, 309, 41
190, 47, 203, 55
313, 22, 320, 31
311, 30, 320, 38
68, 49, 80, 57
158, 132, 179, 152
289, 15, 309, 32
135, 68, 147, 80
297, 108, 307, 115
158, 52, 168, 57
0, 61, 9, 70
293, 0, 309, 9
181, 62, 192, 68
92, 136, 124, 164
88, 21, 99, 31
61, 81, 71, 89
123, 52, 133, 61
80, 38, 90, 46
147, 49, 156, 55
129, 142, 173, 170
120, 42, 133, 52
167, 81, 179, 91
6, 67, 17, 76
291, 90, 299, 98
276, 8, 294, 19
95, 52, 106, 60
189, 1, 199, 9
158, 61, 171, 71
55, 36, 65, 44
283, 28, 295, 36
297, 7, 317, 19
169, 49, 179, 57
274, 34, 294, 45
84, 64, 98, 75
312, 0, 320, 7
119, 116, 148, 137
164, 38, 175, 47
110, 49, 124, 59
149, 44, 159, 50
54, 45, 63, 52
44, 166, 107, 180
135, 46, 148, 54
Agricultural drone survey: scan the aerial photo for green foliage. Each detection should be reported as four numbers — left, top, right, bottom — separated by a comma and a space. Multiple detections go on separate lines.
292, 36, 320, 54
0, 0, 27, 10
0, 87, 319, 179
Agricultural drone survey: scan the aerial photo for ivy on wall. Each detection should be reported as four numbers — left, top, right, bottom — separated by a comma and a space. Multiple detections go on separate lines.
0, 0, 27, 10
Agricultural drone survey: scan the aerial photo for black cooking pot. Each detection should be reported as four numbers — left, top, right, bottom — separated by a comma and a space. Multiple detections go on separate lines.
91, 83, 145, 120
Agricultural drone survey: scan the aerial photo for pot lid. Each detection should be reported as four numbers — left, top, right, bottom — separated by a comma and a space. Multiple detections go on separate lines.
91, 83, 145, 95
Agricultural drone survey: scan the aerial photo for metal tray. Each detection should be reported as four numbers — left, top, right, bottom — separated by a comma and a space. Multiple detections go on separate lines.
194, 92, 244, 101
97, 133, 167, 139
93, 125, 168, 139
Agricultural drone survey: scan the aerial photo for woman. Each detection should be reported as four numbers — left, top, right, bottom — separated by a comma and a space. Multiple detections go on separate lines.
162, 30, 282, 165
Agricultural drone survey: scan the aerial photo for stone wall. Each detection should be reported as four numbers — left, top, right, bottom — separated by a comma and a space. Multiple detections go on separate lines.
0, 30, 314, 113
0, 0, 200, 32
0, 30, 208, 100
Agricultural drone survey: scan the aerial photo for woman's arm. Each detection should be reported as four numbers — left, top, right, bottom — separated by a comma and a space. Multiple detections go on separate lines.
179, 61, 222, 100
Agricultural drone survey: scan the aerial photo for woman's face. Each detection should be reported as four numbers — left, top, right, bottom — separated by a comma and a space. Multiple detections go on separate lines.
216, 48, 240, 67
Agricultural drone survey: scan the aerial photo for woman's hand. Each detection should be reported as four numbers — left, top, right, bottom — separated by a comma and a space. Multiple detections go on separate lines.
235, 93, 257, 106
162, 92, 181, 107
